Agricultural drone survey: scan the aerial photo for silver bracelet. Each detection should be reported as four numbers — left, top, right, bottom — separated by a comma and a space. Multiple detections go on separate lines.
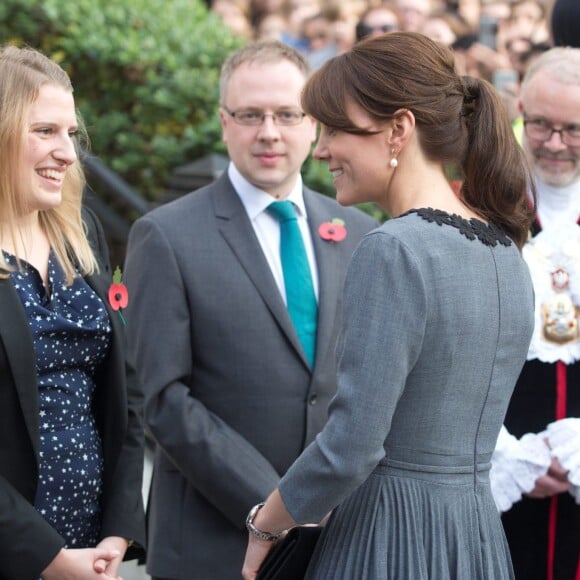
246, 502, 283, 542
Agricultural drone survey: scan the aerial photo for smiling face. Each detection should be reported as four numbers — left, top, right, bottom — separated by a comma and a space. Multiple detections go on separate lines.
313, 101, 392, 208
18, 83, 78, 215
521, 70, 580, 188
220, 59, 317, 199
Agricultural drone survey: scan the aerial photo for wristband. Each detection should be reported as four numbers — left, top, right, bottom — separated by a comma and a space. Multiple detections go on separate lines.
245, 502, 283, 542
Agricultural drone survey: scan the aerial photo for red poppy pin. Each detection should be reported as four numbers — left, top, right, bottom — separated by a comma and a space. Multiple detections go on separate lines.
450, 180, 463, 196
108, 266, 128, 325
318, 218, 347, 242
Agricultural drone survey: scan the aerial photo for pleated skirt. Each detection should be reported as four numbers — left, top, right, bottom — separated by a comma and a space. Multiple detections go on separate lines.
305, 463, 515, 580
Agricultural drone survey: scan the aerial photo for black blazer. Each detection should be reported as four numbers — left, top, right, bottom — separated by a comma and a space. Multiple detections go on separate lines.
0, 208, 146, 579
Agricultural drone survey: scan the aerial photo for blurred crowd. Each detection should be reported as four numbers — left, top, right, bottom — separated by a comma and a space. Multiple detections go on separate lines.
207, 0, 567, 128
211, 0, 553, 78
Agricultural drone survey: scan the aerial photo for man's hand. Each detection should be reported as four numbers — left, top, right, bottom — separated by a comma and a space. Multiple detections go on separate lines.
525, 457, 571, 498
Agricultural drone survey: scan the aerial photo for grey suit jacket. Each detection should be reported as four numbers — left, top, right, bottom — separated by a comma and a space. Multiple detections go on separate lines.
124, 173, 377, 579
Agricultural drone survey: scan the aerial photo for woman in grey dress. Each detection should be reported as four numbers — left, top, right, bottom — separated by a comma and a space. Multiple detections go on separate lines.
242, 32, 536, 579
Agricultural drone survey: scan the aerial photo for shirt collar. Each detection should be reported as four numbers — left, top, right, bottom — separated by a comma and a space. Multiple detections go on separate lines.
228, 162, 307, 221
536, 177, 580, 213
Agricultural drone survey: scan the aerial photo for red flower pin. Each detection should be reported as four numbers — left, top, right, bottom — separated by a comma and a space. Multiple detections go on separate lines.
108, 266, 128, 324
450, 180, 463, 196
319, 218, 347, 242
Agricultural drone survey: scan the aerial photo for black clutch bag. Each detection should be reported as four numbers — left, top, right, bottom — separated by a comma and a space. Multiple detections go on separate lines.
257, 525, 322, 580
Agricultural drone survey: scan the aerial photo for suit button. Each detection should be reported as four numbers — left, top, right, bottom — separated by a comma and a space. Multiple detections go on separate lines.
308, 394, 318, 405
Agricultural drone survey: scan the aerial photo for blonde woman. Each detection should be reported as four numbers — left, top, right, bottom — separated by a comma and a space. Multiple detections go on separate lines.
0, 45, 145, 579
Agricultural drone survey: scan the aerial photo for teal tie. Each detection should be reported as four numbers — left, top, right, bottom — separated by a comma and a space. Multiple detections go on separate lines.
268, 201, 318, 367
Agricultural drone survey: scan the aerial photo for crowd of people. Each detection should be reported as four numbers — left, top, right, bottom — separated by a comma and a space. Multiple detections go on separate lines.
209, 0, 567, 137
1, 0, 579, 579
211, 0, 553, 75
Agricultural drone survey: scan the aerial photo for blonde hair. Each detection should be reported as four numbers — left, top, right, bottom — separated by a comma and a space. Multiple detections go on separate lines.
0, 45, 97, 284
219, 40, 311, 105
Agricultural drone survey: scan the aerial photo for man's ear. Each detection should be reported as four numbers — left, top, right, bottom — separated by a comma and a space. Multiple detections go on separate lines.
308, 116, 318, 143
219, 108, 229, 144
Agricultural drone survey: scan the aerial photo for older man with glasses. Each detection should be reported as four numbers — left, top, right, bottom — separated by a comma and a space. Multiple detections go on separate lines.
491, 47, 580, 580
123, 40, 376, 580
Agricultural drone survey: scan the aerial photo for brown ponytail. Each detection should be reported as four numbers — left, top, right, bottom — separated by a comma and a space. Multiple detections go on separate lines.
460, 76, 535, 248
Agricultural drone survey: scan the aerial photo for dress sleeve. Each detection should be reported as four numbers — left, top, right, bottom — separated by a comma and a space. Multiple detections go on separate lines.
490, 425, 551, 512
279, 230, 427, 524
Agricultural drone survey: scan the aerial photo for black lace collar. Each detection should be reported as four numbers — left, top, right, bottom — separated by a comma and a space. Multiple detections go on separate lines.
400, 207, 512, 247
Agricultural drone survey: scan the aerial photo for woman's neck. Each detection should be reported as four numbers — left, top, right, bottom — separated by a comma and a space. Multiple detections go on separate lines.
388, 166, 479, 221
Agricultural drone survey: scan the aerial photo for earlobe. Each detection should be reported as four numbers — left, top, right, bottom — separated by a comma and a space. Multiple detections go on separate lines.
219, 108, 230, 129
219, 110, 229, 142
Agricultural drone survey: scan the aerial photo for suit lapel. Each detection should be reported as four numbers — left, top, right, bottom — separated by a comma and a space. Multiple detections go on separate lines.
85, 268, 124, 397
85, 269, 126, 466
0, 278, 40, 457
304, 190, 343, 370
212, 175, 308, 365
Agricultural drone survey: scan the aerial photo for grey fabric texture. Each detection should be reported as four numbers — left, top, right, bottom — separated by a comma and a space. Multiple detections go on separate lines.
123, 173, 377, 579
279, 211, 535, 579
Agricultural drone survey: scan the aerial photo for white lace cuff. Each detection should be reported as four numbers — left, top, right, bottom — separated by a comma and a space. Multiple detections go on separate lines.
491, 426, 551, 512
545, 417, 580, 503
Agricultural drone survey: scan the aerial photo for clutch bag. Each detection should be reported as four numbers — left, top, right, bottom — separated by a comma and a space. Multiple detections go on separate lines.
257, 525, 322, 580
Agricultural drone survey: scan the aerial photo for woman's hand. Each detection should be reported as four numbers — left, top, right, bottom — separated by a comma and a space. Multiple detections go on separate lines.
242, 535, 276, 580
93, 536, 130, 577
41, 546, 122, 579
242, 489, 297, 579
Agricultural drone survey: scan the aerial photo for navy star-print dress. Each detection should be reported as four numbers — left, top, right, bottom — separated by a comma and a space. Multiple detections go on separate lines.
7, 251, 111, 547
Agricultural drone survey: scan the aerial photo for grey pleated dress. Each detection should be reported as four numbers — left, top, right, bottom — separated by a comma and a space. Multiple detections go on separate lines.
278, 208, 535, 579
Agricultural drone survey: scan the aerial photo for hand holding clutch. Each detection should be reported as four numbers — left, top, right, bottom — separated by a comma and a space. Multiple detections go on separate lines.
257, 526, 322, 580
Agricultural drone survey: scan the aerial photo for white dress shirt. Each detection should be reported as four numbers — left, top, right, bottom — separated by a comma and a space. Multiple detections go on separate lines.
228, 162, 319, 303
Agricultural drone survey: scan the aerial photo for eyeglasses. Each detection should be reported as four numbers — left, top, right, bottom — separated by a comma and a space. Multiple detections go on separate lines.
523, 116, 580, 146
357, 23, 397, 38
223, 107, 307, 126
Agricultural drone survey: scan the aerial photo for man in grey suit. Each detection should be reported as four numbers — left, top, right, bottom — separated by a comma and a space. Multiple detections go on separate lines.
124, 40, 377, 580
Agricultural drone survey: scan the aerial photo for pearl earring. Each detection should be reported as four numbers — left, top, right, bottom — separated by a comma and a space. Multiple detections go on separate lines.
389, 157, 398, 168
